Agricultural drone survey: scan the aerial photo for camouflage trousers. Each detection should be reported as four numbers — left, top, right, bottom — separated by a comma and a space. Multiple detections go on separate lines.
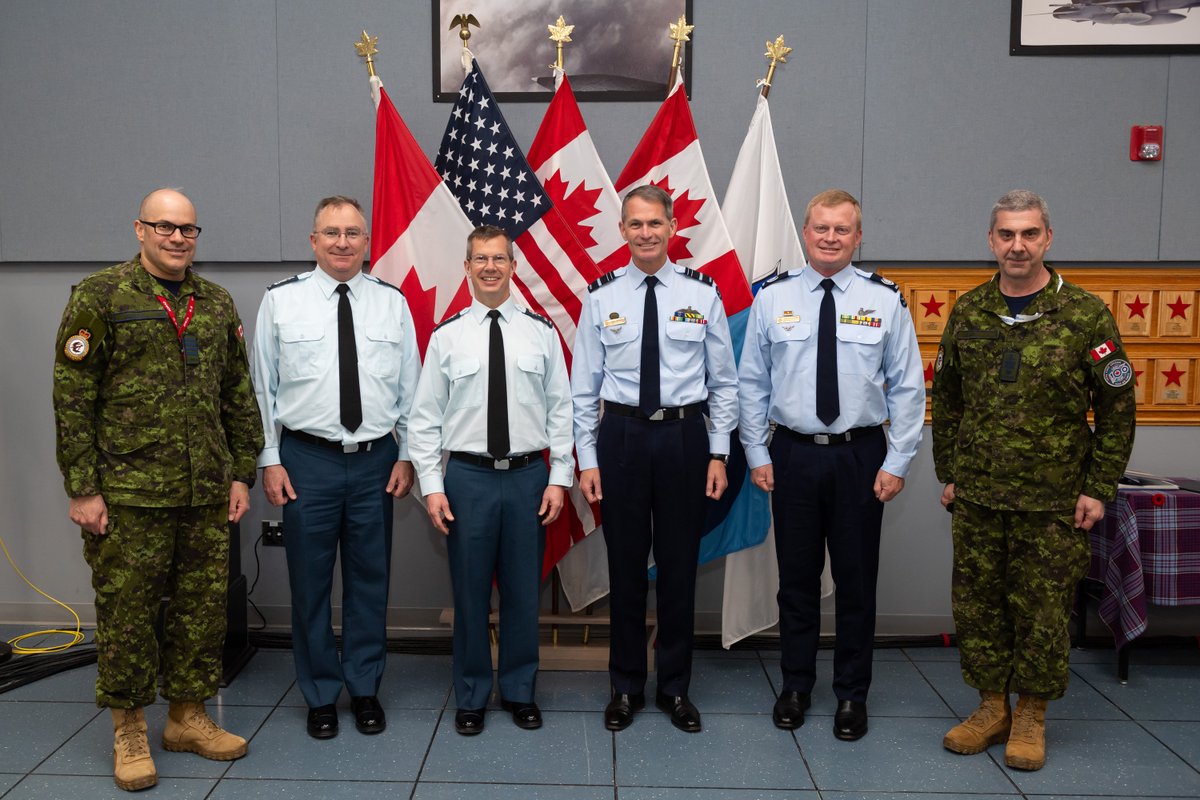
951, 497, 1089, 699
82, 503, 228, 708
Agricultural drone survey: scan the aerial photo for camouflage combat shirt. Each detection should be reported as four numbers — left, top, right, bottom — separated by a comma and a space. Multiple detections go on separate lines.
931, 268, 1135, 511
53, 255, 264, 507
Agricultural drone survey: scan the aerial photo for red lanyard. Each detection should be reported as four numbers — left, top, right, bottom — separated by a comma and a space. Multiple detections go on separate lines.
155, 295, 195, 340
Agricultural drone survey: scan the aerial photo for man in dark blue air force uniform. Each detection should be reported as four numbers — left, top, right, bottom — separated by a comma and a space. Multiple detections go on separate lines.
572, 184, 739, 733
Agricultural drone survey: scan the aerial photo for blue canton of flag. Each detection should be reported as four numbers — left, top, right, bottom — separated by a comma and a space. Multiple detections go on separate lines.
434, 63, 547, 237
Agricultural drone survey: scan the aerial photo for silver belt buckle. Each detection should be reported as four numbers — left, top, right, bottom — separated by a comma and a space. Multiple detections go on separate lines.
342, 442, 361, 454
494, 458, 511, 470
813, 433, 831, 445
648, 408, 666, 421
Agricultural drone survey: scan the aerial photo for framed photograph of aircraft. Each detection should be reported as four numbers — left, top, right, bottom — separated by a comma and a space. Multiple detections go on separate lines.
1011, 0, 1200, 54
432, 0, 694, 101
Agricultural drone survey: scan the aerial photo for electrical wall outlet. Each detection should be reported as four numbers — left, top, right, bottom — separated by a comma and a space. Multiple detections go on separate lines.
261, 520, 284, 547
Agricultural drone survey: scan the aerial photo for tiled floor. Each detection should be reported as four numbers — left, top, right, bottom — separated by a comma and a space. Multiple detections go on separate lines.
2, 628, 1199, 799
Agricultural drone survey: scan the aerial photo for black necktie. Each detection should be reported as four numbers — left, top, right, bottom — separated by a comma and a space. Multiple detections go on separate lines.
487, 309, 510, 459
816, 277, 840, 426
639, 275, 661, 416
335, 283, 362, 432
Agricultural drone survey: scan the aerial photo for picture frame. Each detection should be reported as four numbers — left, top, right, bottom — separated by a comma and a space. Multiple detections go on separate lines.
432, 0, 694, 102
1010, 0, 1200, 55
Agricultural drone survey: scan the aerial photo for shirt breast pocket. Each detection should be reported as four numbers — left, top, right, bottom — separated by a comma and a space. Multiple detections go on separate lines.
278, 323, 325, 380
663, 320, 707, 373
362, 324, 403, 378
600, 323, 640, 370
447, 357, 483, 410
836, 324, 884, 375
515, 353, 545, 404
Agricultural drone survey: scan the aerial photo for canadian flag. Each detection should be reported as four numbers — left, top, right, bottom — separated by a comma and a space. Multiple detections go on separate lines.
366, 77, 474, 356
1090, 339, 1115, 362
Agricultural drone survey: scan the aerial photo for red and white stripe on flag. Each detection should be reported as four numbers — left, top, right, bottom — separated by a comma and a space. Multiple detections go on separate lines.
367, 80, 474, 357
614, 74, 753, 317
1090, 339, 1115, 362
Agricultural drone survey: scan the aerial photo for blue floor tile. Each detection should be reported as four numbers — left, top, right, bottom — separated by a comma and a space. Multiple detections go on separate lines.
795, 715, 1016, 794
820, 794, 1016, 800
535, 670, 613, 711
34, 703, 271, 779
860, 660, 955, 718
416, 783, 613, 799
694, 646, 762, 660
1005, 719, 1200, 796
0, 773, 21, 795
213, 649, 296, 707
0, 662, 98, 703
1071, 661, 1200, 720
619, 790, 817, 800
614, 712, 812, 790
900, 646, 960, 662
422, 710, 613, 786
279, 652, 453, 709
1143, 719, 1200, 770
225, 705, 437, 782
688, 656, 775, 714
210, 778, 414, 798
0, 702, 99, 773
3, 773, 215, 799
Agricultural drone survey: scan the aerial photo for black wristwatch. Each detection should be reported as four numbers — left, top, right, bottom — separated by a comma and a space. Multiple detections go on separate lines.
709, 453, 728, 465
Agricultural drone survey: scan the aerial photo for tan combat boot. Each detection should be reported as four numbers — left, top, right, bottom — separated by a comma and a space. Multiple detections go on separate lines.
943, 690, 1011, 754
162, 701, 248, 760
1005, 694, 1048, 770
111, 707, 157, 791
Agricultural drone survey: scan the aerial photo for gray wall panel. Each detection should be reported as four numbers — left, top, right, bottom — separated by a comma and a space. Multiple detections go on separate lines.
0, 2, 281, 262
862, 1, 1167, 262
1161, 56, 1200, 261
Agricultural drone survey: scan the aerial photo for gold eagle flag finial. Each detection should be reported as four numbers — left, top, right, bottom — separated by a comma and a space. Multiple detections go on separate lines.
450, 13, 480, 45
547, 15, 574, 71
666, 14, 694, 94
354, 30, 379, 78
761, 35, 792, 98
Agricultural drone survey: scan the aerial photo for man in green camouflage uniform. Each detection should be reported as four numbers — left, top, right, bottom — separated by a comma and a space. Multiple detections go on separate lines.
53, 188, 264, 791
932, 190, 1135, 772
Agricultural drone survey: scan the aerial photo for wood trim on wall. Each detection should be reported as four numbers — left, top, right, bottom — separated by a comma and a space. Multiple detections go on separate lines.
881, 267, 1199, 425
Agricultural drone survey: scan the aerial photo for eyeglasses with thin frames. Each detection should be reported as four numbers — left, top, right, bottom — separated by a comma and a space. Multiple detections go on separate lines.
139, 219, 201, 239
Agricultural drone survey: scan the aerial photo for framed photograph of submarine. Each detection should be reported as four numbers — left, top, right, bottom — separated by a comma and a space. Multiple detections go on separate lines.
1010, 0, 1200, 55
432, 0, 694, 101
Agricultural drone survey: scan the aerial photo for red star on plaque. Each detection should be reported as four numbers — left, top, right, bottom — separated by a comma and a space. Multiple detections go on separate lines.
1167, 295, 1192, 319
1125, 294, 1149, 318
1134, 368, 1144, 386
924, 361, 935, 384
920, 295, 945, 317
1162, 362, 1185, 387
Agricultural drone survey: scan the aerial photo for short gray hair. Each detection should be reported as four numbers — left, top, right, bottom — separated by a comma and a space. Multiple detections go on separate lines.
621, 184, 673, 220
991, 190, 1049, 231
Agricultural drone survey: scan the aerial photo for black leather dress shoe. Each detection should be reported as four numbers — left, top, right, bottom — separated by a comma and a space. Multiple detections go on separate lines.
833, 700, 868, 741
500, 699, 543, 730
655, 691, 702, 733
307, 704, 338, 739
772, 691, 811, 730
351, 695, 386, 734
455, 707, 486, 736
603, 692, 645, 731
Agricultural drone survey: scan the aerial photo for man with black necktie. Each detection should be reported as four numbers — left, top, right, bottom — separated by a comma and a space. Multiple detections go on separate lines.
409, 225, 573, 735
738, 189, 926, 740
250, 196, 420, 740
572, 185, 739, 733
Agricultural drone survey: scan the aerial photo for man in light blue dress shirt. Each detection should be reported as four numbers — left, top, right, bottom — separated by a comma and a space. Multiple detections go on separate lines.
738, 189, 925, 741
251, 196, 420, 740
572, 185, 739, 733
409, 225, 573, 735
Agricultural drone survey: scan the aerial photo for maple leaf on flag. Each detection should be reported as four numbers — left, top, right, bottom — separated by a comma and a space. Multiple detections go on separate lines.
541, 170, 604, 251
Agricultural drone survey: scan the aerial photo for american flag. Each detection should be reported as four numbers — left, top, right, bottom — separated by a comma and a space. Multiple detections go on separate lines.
433, 61, 600, 351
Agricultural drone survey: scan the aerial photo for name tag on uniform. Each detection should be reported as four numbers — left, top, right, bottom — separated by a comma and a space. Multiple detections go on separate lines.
776, 312, 800, 325
603, 312, 627, 328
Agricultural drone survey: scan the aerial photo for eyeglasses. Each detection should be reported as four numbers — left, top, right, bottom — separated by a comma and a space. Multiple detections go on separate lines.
139, 219, 201, 239
469, 254, 511, 266
315, 228, 366, 242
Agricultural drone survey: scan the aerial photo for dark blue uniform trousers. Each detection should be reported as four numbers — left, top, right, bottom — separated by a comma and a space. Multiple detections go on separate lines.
770, 427, 886, 704
444, 457, 548, 711
598, 412, 708, 697
280, 432, 397, 708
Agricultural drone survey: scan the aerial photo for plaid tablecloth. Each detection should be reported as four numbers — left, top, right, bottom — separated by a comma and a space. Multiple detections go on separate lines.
1089, 486, 1200, 649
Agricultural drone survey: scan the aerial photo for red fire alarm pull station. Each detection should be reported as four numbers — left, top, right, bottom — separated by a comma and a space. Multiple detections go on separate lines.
1130, 125, 1164, 161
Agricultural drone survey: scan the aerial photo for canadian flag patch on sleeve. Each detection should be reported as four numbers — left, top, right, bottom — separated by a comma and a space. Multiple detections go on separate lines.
1090, 340, 1115, 362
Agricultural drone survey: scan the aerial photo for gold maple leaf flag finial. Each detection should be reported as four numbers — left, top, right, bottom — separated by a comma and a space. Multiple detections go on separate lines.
548, 14, 575, 71
354, 30, 379, 78
760, 34, 792, 98
666, 14, 694, 94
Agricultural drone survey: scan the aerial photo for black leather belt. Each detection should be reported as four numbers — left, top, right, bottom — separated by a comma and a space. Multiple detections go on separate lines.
450, 452, 539, 471
604, 401, 704, 422
776, 424, 883, 446
284, 428, 389, 454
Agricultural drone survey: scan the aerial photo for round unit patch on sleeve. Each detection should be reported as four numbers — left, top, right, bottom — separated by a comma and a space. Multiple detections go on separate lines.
1103, 358, 1133, 388
935, 344, 945, 373
63, 329, 92, 361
